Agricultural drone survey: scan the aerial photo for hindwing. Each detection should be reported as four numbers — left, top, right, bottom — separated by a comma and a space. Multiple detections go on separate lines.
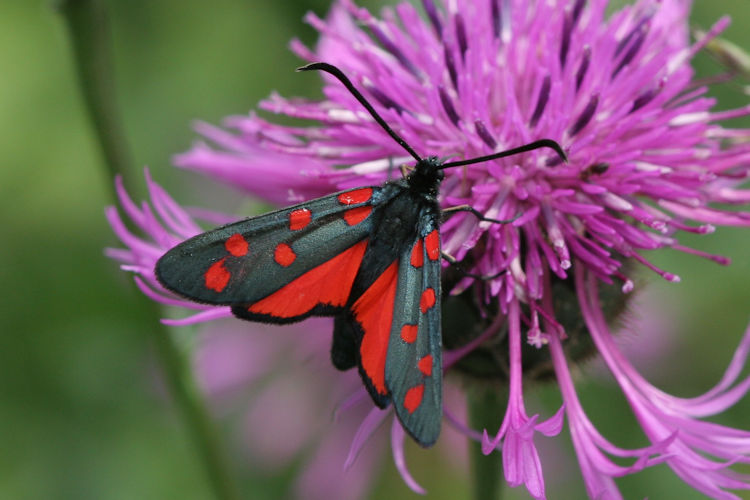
332, 195, 443, 446
385, 226, 442, 447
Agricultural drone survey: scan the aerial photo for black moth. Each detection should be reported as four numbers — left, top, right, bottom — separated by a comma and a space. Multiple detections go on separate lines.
156, 62, 565, 446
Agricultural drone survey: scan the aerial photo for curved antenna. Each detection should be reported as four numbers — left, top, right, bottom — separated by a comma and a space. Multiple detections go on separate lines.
440, 139, 567, 170
298, 62, 423, 163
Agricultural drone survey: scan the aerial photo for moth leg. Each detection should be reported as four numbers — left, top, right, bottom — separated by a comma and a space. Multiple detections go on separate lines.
441, 251, 506, 281
331, 315, 358, 370
442, 204, 520, 225
384, 157, 412, 181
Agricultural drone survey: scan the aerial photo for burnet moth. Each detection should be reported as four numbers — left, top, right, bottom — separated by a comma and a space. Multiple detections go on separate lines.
156, 62, 565, 447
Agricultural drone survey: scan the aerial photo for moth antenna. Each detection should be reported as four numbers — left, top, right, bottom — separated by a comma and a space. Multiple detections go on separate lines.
298, 62, 423, 163
440, 139, 567, 170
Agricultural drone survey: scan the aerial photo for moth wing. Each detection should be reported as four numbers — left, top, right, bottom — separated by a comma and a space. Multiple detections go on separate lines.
346, 260, 400, 409
385, 229, 442, 447
156, 187, 377, 323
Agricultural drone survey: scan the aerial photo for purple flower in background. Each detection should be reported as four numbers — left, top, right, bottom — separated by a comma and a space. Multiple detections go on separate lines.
108, 0, 750, 498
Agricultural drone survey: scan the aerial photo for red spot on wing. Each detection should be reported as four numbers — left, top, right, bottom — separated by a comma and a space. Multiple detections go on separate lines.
404, 384, 425, 414
343, 206, 372, 226
274, 243, 296, 267
204, 258, 230, 292
338, 188, 373, 205
289, 208, 311, 230
425, 230, 440, 260
418, 355, 433, 376
410, 239, 423, 268
400, 324, 418, 343
420, 288, 436, 313
353, 261, 399, 396
225, 233, 248, 257
248, 240, 367, 318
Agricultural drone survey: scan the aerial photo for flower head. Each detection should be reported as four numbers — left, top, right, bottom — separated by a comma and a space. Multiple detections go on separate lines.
109, 0, 750, 498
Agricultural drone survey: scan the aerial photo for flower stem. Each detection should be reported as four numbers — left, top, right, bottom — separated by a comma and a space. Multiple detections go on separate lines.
56, 0, 134, 195
57, 2, 240, 499
468, 387, 506, 500
150, 319, 242, 500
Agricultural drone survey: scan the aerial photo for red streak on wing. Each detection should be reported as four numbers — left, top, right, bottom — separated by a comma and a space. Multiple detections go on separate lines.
289, 208, 312, 230
418, 355, 433, 376
410, 239, 424, 268
343, 206, 372, 226
400, 324, 418, 343
353, 261, 399, 396
204, 258, 230, 292
338, 188, 373, 205
248, 240, 368, 318
420, 288, 436, 313
225, 233, 249, 257
425, 229, 440, 260
274, 243, 296, 267
404, 384, 425, 414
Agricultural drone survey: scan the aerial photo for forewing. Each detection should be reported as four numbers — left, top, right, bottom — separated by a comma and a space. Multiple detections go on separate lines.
156, 187, 377, 322
385, 228, 442, 447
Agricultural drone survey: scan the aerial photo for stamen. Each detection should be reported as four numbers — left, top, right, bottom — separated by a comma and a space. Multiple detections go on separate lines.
530, 75, 551, 128
631, 78, 665, 113
543, 205, 571, 269
576, 45, 591, 91
421, 0, 443, 37
439, 85, 461, 126
546, 155, 565, 167
569, 93, 599, 136
614, 271, 635, 293
560, 14, 572, 68
365, 83, 405, 113
672, 245, 731, 265
571, 0, 585, 25
679, 17, 732, 75
444, 45, 458, 90
474, 120, 497, 149
367, 23, 420, 78
614, 14, 652, 58
630, 253, 681, 282
707, 105, 750, 122
668, 220, 715, 235
491, 0, 501, 39
455, 14, 468, 59
612, 22, 649, 79
491, 0, 510, 42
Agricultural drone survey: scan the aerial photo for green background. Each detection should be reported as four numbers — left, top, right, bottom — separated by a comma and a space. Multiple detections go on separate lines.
1, 1, 748, 498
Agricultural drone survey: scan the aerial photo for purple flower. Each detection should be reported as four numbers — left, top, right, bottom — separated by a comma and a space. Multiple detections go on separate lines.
107, 0, 750, 498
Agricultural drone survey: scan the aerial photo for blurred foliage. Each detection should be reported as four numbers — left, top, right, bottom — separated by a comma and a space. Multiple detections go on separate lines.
0, 0, 748, 499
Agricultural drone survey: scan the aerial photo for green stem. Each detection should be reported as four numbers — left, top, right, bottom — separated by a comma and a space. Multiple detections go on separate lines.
149, 315, 241, 500
468, 387, 506, 500
56, 0, 133, 194
57, 2, 240, 499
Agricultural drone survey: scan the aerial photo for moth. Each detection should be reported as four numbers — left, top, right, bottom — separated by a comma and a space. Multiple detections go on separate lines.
156, 62, 564, 446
